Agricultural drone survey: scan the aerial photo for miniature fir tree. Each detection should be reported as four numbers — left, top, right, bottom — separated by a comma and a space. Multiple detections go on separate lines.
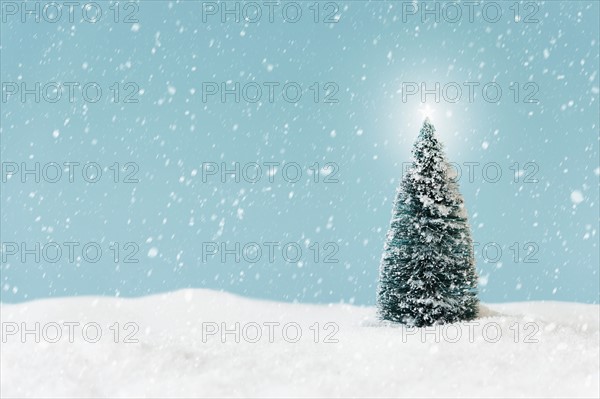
377, 119, 479, 326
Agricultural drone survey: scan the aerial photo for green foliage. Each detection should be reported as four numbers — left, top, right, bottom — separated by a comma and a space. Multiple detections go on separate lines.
377, 119, 479, 326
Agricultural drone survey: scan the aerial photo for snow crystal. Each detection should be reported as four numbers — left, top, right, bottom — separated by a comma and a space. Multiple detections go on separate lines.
543, 49, 550, 59
570, 190, 584, 204
147, 248, 159, 258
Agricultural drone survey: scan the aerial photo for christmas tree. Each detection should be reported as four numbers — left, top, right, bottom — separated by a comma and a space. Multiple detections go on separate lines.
377, 118, 479, 326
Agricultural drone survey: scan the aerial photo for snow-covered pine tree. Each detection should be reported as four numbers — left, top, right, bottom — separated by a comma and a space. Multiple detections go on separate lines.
377, 118, 478, 327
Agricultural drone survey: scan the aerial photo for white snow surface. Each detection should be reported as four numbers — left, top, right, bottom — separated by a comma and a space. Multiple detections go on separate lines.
1, 289, 598, 398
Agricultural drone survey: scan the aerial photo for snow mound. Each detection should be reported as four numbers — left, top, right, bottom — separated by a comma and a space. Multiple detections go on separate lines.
1, 290, 598, 398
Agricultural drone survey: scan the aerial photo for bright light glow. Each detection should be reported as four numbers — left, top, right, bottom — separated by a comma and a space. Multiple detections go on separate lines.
418, 104, 435, 120
383, 92, 477, 158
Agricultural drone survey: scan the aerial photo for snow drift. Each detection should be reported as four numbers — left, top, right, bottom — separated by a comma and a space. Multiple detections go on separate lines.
1, 289, 598, 398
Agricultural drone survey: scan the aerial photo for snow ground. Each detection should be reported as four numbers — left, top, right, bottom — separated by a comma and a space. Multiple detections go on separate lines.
1, 289, 598, 398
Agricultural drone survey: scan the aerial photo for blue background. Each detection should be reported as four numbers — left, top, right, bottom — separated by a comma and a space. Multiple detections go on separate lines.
1, 0, 598, 304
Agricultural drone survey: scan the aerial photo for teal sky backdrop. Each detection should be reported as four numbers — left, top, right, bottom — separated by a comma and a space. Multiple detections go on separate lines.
1, 0, 598, 304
